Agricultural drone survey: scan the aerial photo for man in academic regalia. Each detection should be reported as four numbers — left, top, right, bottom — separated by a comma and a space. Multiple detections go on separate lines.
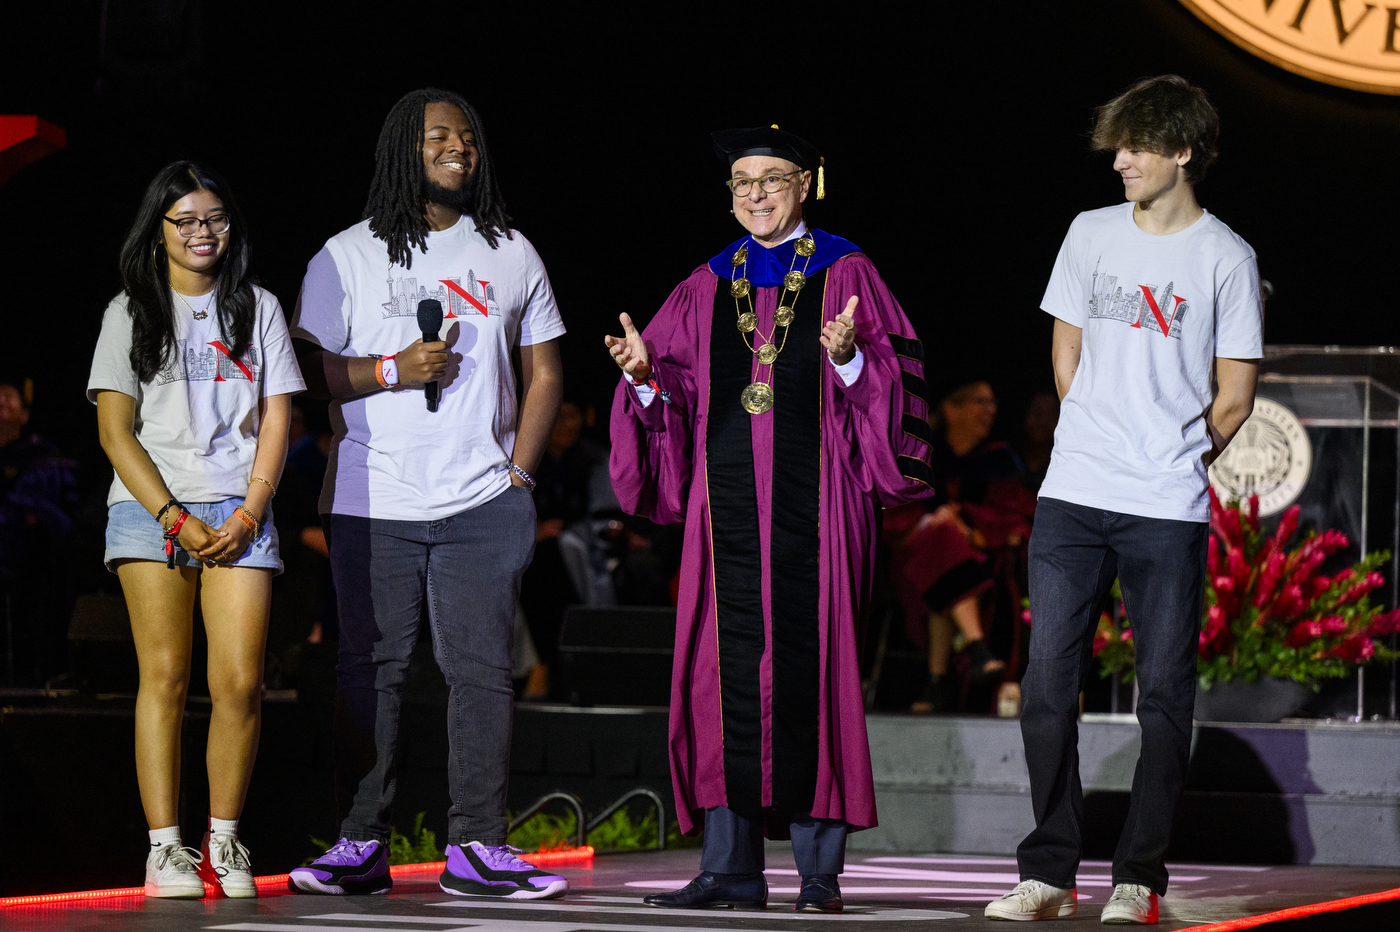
605, 126, 932, 913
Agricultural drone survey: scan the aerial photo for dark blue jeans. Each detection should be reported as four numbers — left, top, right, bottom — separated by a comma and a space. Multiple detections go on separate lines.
1017, 497, 1206, 896
326, 485, 536, 846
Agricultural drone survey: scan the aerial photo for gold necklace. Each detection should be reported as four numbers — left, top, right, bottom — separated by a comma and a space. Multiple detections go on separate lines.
174, 288, 214, 320
730, 232, 817, 415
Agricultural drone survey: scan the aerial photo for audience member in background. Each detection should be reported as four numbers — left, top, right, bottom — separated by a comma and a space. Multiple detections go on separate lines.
88, 161, 304, 898
519, 399, 614, 699
269, 397, 337, 665
1016, 391, 1060, 495
0, 377, 79, 686
884, 378, 1035, 713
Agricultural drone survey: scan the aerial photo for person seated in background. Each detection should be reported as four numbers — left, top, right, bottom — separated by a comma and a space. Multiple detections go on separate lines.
0, 376, 79, 686
519, 399, 614, 700
884, 378, 1035, 713
1016, 391, 1060, 496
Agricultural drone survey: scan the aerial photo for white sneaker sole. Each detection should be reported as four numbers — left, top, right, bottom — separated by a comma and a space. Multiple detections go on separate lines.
287, 872, 391, 895
144, 880, 206, 898
215, 880, 258, 898
437, 878, 569, 900
1102, 911, 1157, 924
985, 900, 1077, 920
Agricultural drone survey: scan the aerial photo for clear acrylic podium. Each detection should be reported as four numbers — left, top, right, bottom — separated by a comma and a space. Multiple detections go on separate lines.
1219, 347, 1400, 720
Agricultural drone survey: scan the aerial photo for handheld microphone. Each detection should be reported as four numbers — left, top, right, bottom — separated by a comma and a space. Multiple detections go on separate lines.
417, 298, 444, 412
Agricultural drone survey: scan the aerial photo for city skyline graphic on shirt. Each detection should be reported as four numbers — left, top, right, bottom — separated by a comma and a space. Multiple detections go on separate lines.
382, 270, 499, 320
154, 341, 262, 385
1088, 257, 1186, 340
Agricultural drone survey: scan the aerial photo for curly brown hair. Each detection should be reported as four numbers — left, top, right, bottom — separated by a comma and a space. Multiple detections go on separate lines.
1090, 75, 1219, 184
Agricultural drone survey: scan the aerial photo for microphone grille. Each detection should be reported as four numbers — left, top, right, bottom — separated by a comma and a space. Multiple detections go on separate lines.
416, 298, 444, 332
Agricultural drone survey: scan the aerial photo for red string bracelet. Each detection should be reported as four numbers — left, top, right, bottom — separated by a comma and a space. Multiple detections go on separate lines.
630, 372, 671, 405
164, 510, 189, 569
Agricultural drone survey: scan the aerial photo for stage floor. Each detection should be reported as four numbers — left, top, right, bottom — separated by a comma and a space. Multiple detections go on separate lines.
3, 848, 1397, 931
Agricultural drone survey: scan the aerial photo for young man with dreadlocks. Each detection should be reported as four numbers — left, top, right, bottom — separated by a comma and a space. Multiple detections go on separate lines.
984, 76, 1261, 924
287, 88, 566, 900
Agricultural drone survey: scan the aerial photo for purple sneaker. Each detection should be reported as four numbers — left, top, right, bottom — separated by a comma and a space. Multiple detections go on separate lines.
288, 838, 392, 895
439, 842, 568, 899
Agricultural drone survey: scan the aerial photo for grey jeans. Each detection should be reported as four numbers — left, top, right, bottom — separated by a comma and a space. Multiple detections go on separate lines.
327, 485, 536, 846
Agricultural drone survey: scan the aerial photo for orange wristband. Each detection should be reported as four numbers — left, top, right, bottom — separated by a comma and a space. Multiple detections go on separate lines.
234, 505, 261, 537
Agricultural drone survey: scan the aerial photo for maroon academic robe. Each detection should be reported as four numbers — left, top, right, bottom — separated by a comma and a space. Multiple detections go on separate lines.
610, 245, 932, 836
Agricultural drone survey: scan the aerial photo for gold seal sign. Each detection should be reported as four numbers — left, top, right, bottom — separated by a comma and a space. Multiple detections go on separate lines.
731, 246, 747, 267
784, 270, 806, 291
757, 344, 779, 365
741, 382, 774, 414
795, 236, 816, 257
736, 312, 757, 333
774, 306, 794, 327
731, 278, 750, 298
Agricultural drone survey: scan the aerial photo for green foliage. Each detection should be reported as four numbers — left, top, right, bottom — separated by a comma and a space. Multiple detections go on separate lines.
1088, 495, 1400, 691
505, 805, 696, 853
389, 811, 442, 865
303, 812, 442, 868
507, 809, 578, 853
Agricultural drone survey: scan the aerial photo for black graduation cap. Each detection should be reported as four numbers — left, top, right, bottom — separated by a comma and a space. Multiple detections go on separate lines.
712, 124, 826, 198
711, 124, 821, 169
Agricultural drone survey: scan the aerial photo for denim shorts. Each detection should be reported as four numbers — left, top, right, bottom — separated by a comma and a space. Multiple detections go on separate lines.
105, 498, 283, 574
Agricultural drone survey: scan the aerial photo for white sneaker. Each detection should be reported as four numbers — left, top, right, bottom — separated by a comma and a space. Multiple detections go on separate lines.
1101, 884, 1158, 924
145, 842, 206, 898
202, 831, 258, 898
985, 880, 1077, 920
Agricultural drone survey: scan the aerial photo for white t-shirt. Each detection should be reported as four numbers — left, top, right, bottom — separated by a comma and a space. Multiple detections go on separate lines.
1039, 203, 1264, 522
87, 286, 307, 507
290, 216, 566, 521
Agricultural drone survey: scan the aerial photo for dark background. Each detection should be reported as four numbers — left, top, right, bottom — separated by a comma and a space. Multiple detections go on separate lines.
1, 0, 1397, 510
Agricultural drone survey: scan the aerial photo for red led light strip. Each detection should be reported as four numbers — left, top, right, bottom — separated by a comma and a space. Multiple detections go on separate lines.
0, 847, 593, 908
1175, 886, 1400, 931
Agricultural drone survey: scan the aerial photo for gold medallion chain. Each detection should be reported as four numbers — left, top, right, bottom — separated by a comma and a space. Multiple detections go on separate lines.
729, 233, 817, 414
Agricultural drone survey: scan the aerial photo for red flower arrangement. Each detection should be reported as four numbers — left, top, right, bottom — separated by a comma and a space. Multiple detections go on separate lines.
1095, 490, 1399, 688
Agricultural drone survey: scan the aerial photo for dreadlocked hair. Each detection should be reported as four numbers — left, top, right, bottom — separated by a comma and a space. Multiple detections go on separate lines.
364, 87, 513, 268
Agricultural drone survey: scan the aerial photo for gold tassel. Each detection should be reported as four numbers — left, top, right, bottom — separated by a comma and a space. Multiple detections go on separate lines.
817, 157, 825, 200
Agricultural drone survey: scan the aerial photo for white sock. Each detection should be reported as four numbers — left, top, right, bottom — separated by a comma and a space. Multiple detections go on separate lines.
149, 826, 182, 849
210, 817, 238, 838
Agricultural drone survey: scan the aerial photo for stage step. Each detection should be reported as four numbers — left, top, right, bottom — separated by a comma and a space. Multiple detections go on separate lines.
855, 714, 1400, 867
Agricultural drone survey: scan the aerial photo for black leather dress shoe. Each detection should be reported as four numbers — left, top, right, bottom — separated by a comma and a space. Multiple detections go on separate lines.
642, 871, 767, 909
795, 874, 843, 913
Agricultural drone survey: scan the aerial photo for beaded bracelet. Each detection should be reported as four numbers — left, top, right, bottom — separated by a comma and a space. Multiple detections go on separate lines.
155, 498, 181, 526
234, 505, 262, 538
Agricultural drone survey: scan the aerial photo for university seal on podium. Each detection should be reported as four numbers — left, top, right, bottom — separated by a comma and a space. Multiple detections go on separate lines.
1209, 397, 1312, 516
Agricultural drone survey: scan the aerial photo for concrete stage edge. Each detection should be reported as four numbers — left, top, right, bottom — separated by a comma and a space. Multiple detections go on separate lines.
859, 714, 1400, 867
3, 849, 1398, 932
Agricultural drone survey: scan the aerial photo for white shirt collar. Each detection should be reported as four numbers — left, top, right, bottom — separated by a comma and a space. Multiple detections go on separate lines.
750, 221, 808, 249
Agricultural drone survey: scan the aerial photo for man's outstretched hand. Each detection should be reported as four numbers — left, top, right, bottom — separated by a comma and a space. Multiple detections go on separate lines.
604, 312, 651, 382
821, 296, 859, 365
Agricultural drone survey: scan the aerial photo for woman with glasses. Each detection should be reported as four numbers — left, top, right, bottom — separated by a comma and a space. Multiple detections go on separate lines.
88, 161, 305, 898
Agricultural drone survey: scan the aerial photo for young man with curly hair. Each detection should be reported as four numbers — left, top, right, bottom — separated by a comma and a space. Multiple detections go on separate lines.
985, 76, 1263, 925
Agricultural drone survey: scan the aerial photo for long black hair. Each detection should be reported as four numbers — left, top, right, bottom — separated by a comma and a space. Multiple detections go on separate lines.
364, 87, 512, 268
118, 161, 257, 383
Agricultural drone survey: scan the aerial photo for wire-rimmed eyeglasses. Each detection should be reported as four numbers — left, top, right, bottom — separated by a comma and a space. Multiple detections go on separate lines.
725, 169, 806, 197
